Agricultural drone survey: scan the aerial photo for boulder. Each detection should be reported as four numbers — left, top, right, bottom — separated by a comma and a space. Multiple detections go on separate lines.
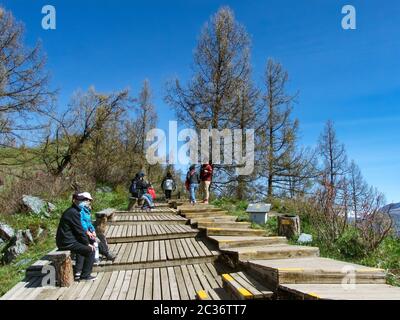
22, 195, 56, 217
96, 186, 113, 193
0, 222, 15, 241
21, 229, 34, 245
1, 232, 28, 264
297, 233, 313, 244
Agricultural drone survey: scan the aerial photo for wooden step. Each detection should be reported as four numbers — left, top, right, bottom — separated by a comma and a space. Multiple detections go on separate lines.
115, 208, 177, 214
245, 257, 386, 289
206, 228, 266, 237
190, 216, 238, 224
197, 222, 251, 229
223, 244, 319, 261
105, 224, 198, 243
180, 208, 226, 214
208, 236, 288, 249
222, 272, 273, 300
97, 238, 220, 272
277, 283, 400, 300
181, 212, 228, 218
111, 214, 187, 225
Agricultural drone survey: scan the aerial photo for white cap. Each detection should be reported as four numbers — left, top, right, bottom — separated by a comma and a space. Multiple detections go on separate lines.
77, 192, 93, 201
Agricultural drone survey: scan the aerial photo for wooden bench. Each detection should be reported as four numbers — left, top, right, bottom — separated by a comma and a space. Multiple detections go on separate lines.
95, 208, 116, 235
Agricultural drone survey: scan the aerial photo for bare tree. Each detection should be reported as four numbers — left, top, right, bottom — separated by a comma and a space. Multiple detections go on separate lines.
41, 87, 128, 176
318, 120, 348, 189
0, 7, 53, 146
259, 59, 302, 198
165, 6, 251, 134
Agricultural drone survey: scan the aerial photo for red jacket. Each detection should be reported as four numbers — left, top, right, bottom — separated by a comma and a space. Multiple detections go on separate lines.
200, 164, 213, 181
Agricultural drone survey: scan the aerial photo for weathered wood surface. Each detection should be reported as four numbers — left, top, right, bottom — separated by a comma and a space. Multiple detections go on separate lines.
1, 263, 227, 300
93, 238, 219, 272
105, 224, 199, 243
278, 283, 400, 300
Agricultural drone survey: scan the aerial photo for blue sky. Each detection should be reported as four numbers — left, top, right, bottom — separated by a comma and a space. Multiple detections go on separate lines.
2, 0, 400, 202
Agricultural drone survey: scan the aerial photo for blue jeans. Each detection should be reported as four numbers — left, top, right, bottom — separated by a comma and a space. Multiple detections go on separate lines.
189, 183, 198, 203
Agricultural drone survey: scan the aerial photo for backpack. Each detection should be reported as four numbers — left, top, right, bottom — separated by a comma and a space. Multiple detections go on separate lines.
129, 179, 138, 195
163, 178, 174, 191
148, 187, 156, 200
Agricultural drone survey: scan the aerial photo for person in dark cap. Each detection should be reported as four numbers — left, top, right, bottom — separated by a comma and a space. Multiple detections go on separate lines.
56, 192, 96, 281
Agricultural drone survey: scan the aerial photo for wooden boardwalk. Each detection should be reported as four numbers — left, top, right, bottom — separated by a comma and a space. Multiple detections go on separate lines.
2, 263, 228, 300
3, 201, 400, 300
2, 202, 229, 300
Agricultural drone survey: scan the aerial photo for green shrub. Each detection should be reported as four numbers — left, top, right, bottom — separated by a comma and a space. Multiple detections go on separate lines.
335, 228, 366, 259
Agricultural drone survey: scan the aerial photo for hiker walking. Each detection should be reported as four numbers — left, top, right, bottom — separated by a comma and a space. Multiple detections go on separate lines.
161, 171, 176, 201
200, 161, 213, 204
127, 173, 140, 211
185, 164, 200, 205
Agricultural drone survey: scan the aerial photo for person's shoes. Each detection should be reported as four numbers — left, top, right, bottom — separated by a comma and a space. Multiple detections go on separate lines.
74, 273, 81, 281
105, 253, 116, 262
80, 275, 97, 281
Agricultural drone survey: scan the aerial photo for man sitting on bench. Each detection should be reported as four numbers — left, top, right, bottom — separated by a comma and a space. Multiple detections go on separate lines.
56, 192, 97, 281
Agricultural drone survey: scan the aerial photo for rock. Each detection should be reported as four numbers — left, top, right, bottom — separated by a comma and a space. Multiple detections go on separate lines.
15, 258, 32, 267
21, 230, 34, 245
1, 233, 28, 264
297, 233, 313, 244
96, 186, 113, 193
22, 195, 55, 217
34, 227, 47, 241
0, 222, 15, 241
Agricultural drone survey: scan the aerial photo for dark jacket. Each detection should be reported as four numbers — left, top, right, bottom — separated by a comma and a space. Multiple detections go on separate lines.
56, 204, 90, 249
186, 170, 200, 185
136, 179, 150, 198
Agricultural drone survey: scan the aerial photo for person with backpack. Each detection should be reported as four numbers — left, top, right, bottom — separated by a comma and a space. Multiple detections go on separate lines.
161, 172, 176, 201
186, 164, 200, 205
200, 161, 213, 204
127, 173, 140, 211
141, 183, 156, 211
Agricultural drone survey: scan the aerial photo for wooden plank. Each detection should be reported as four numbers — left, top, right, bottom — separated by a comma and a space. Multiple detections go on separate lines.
154, 241, 160, 261
167, 267, 180, 300
127, 242, 138, 263
174, 266, 189, 300
187, 265, 203, 293
85, 272, 105, 300
126, 270, 139, 300
117, 270, 133, 300
134, 242, 143, 263
109, 270, 126, 300
92, 272, 112, 300
153, 268, 162, 300
200, 263, 219, 289
160, 268, 171, 300
180, 238, 194, 258
181, 265, 197, 300
143, 268, 153, 300
165, 239, 174, 260
140, 241, 149, 262
147, 240, 154, 262
134, 269, 146, 300
160, 240, 167, 261
101, 271, 120, 300
176, 238, 187, 259
170, 239, 180, 260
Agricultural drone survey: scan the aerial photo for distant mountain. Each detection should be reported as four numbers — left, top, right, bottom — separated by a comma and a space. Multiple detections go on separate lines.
382, 203, 400, 236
